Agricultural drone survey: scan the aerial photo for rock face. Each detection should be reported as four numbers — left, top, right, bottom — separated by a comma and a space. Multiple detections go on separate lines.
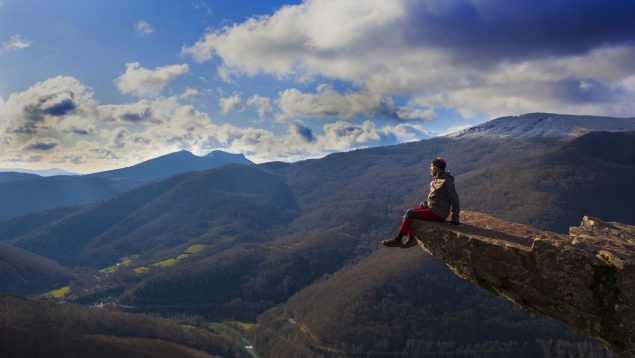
412, 211, 635, 357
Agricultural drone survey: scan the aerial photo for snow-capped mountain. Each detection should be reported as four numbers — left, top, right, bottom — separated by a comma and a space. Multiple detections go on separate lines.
448, 113, 635, 140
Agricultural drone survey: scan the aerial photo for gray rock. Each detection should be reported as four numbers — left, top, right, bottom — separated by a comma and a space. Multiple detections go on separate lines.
570, 216, 635, 244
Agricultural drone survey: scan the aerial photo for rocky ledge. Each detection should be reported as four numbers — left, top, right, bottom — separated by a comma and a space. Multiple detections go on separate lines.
412, 211, 635, 357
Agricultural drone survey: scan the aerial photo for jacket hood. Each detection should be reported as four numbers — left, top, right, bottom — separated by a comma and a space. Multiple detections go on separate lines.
437, 171, 454, 182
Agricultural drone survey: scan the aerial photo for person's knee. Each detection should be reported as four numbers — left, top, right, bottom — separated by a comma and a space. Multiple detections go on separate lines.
405, 209, 415, 219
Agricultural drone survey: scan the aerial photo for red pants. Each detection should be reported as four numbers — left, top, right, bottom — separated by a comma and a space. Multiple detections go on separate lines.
398, 207, 444, 237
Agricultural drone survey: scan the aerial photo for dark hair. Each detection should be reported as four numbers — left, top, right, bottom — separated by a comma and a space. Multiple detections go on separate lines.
432, 157, 446, 170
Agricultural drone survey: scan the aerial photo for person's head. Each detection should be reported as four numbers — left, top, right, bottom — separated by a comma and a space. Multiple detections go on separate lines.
430, 157, 446, 176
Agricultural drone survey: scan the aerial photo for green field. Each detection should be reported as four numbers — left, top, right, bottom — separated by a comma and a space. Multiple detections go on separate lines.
228, 320, 255, 331
151, 258, 177, 268
133, 266, 150, 274
132, 245, 206, 274
99, 256, 134, 274
47, 286, 70, 299
184, 244, 206, 254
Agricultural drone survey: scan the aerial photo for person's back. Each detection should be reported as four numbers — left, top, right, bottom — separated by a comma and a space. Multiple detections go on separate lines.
383, 157, 460, 248
426, 170, 460, 224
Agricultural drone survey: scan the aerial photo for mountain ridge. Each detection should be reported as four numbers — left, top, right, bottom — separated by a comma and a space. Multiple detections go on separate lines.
448, 113, 635, 140
0, 150, 253, 220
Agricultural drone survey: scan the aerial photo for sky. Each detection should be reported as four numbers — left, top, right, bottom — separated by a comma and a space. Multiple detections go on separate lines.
1, 0, 635, 173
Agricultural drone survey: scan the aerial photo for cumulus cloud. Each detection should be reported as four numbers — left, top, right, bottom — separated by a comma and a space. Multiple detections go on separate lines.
395, 107, 435, 121
1, 76, 433, 172
277, 84, 396, 120
100, 100, 153, 123
23, 137, 60, 151
115, 62, 189, 97
277, 84, 434, 121
2, 76, 97, 136
290, 121, 316, 143
179, 87, 199, 100
219, 92, 242, 114
246, 95, 273, 118
183, 0, 635, 118
2, 34, 32, 53
318, 120, 431, 152
134, 20, 154, 37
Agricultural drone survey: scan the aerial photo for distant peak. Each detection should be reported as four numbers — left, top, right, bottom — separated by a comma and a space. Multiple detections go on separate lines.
206, 150, 243, 157
162, 150, 197, 159
447, 112, 635, 140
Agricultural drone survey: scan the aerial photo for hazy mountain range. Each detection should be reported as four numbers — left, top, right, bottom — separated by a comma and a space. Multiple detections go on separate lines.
0, 150, 252, 220
0, 168, 78, 177
1, 112, 633, 356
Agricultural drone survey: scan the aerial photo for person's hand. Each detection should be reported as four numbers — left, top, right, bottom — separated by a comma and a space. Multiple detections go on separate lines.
450, 221, 460, 226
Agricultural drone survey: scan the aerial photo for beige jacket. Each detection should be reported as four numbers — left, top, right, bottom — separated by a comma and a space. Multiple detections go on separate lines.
423, 171, 460, 222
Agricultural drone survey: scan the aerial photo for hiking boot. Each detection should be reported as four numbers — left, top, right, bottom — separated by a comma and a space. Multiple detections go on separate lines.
401, 236, 418, 249
382, 237, 403, 247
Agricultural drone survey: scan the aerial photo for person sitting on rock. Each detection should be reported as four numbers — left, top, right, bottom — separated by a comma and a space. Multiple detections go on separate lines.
383, 157, 461, 249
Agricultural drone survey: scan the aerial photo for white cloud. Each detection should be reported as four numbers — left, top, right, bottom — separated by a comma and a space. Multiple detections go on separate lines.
179, 87, 199, 100
134, 20, 154, 37
380, 123, 433, 142
276, 84, 434, 121
2, 34, 32, 53
99, 99, 153, 123
115, 62, 189, 97
1, 76, 434, 172
1, 76, 98, 136
183, 0, 635, 119
277, 84, 396, 120
318, 120, 430, 152
22, 137, 61, 152
246, 95, 273, 118
219, 92, 242, 114
320, 120, 381, 151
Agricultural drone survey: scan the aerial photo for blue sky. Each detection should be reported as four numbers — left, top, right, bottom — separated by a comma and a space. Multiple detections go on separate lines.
1, 0, 635, 173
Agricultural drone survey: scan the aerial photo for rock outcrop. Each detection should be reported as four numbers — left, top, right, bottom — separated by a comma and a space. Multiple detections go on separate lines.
412, 211, 635, 357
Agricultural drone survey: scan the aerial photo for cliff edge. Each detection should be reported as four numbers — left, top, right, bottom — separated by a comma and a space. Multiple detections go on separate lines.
412, 211, 635, 357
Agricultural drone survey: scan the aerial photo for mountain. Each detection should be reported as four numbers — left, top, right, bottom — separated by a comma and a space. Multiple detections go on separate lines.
0, 295, 248, 358
113, 225, 367, 321
0, 150, 253, 220
0, 168, 77, 176
251, 249, 612, 357
459, 131, 635, 232
88, 150, 252, 185
1, 113, 632, 356
0, 242, 73, 295
449, 112, 635, 140
0, 172, 43, 184
11, 164, 297, 268
0, 207, 78, 242
0, 176, 121, 221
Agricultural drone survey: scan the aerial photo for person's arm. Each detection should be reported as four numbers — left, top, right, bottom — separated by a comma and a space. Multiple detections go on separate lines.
445, 181, 460, 224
